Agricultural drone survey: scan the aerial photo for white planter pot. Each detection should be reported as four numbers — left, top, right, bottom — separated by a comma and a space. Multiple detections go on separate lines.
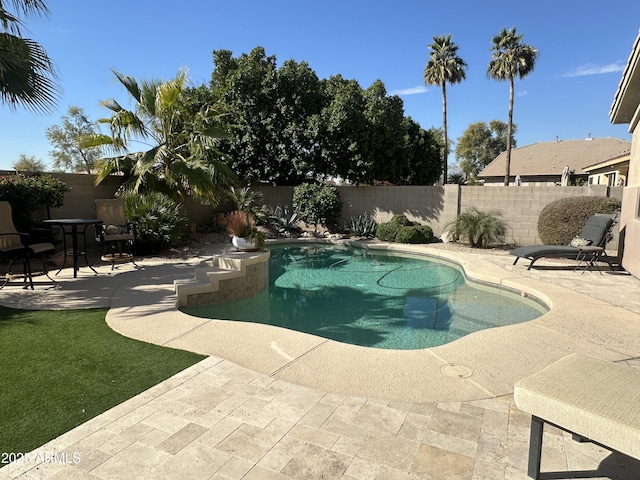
232, 236, 257, 252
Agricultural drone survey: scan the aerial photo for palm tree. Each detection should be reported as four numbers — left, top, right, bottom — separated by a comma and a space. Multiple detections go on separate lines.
487, 27, 538, 186
424, 34, 467, 185
87, 68, 236, 207
0, 0, 59, 112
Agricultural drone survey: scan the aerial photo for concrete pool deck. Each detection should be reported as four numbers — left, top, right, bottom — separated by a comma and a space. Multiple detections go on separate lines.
2, 241, 640, 479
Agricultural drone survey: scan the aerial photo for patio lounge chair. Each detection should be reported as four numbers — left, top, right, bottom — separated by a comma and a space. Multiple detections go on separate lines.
510, 214, 615, 270
514, 354, 640, 479
95, 199, 137, 270
0, 201, 55, 289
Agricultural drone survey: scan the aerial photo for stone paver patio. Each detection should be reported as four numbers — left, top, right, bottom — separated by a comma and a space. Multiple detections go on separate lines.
1, 242, 640, 479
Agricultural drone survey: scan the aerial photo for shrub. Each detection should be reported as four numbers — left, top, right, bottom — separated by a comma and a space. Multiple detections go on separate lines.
349, 213, 377, 237
449, 207, 506, 248
395, 225, 434, 244
390, 214, 414, 226
375, 222, 402, 242
124, 192, 188, 254
293, 183, 342, 231
0, 174, 69, 229
538, 196, 621, 245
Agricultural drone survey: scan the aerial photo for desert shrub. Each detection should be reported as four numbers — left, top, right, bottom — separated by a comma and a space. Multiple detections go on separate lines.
449, 207, 506, 248
375, 222, 402, 242
293, 183, 342, 231
538, 196, 621, 245
390, 214, 414, 226
124, 192, 188, 254
395, 225, 434, 244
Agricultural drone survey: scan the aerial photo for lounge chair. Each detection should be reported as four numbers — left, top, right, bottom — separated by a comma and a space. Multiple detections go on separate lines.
510, 214, 614, 270
514, 354, 640, 479
0, 201, 55, 289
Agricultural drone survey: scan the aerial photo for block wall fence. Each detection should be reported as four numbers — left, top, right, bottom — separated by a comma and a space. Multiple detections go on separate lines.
46, 173, 622, 248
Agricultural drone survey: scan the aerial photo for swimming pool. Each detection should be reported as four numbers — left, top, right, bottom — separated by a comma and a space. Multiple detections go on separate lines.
182, 244, 548, 350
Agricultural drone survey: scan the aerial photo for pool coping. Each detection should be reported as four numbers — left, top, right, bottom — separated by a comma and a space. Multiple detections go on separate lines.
104, 239, 640, 403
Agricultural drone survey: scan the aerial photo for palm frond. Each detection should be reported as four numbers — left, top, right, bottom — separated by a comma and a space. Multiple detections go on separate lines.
0, 33, 59, 113
111, 69, 142, 103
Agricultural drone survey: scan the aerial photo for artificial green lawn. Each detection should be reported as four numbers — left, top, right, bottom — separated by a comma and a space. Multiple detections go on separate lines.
0, 306, 206, 456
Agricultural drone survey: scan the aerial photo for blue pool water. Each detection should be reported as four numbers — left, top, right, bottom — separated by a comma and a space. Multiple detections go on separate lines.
182, 244, 548, 350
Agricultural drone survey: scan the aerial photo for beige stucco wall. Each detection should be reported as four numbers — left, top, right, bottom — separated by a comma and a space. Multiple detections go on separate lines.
619, 129, 640, 277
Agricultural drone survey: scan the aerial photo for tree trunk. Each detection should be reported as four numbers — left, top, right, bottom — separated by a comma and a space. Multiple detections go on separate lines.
442, 82, 448, 185
504, 77, 515, 186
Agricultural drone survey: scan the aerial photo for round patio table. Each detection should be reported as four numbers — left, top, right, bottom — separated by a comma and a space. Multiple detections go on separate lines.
42, 218, 103, 278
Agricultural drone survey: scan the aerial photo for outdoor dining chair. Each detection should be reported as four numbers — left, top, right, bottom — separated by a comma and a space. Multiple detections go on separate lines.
95, 199, 137, 270
0, 201, 55, 289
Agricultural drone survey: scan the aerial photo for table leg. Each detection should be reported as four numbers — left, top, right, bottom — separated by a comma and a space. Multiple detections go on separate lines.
71, 225, 78, 278
82, 225, 98, 275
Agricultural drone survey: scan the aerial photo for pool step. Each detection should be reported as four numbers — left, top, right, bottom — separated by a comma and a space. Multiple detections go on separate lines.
174, 250, 270, 308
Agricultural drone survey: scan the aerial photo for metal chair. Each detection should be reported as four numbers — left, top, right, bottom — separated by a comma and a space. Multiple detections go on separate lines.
95, 199, 137, 270
0, 201, 55, 289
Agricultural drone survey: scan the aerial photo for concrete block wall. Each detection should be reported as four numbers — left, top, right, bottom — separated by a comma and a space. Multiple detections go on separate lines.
460, 185, 620, 246
335, 185, 460, 238
40, 173, 622, 248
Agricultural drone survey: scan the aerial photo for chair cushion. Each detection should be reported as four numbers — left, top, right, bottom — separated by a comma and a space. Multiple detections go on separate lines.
514, 354, 640, 460
28, 242, 55, 255
105, 224, 128, 235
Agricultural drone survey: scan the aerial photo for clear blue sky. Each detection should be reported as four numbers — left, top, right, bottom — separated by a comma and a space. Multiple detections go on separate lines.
1, 0, 638, 171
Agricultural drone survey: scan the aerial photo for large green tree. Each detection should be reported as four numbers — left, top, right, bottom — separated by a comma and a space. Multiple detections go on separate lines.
46, 106, 102, 173
424, 34, 467, 184
309, 74, 369, 184
455, 120, 516, 178
0, 0, 59, 112
212, 47, 325, 185
212, 46, 443, 186
363, 80, 406, 184
87, 68, 236, 206
488, 27, 538, 186
400, 121, 442, 185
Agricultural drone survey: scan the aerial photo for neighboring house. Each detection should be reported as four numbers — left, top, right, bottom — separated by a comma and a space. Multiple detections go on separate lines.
478, 137, 631, 185
582, 150, 630, 186
610, 30, 640, 278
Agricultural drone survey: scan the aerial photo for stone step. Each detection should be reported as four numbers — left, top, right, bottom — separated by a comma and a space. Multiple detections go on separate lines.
174, 250, 270, 307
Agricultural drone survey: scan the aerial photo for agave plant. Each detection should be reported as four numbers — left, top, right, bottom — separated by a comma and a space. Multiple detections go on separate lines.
269, 205, 300, 236
349, 213, 378, 238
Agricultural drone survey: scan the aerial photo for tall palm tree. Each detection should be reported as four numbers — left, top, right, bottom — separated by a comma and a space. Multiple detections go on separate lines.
488, 27, 538, 186
0, 0, 59, 112
87, 68, 236, 207
424, 34, 467, 185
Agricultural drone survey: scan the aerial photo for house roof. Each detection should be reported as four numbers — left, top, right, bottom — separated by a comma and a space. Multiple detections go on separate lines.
478, 137, 631, 178
610, 30, 640, 127
582, 150, 631, 172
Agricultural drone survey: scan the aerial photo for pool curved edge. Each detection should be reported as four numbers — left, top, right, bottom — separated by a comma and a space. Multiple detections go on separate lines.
105, 240, 640, 404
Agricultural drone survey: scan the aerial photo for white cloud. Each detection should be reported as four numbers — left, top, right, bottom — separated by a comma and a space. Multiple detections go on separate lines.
517, 90, 528, 97
390, 85, 428, 96
563, 62, 625, 77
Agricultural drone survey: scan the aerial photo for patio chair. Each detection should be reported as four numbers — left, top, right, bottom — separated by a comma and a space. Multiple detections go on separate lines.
95, 199, 137, 270
510, 214, 615, 270
0, 201, 55, 289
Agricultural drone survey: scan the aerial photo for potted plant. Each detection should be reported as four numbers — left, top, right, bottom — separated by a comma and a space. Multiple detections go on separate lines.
225, 210, 265, 251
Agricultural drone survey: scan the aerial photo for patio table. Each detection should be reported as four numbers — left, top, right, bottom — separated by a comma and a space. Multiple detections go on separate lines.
42, 218, 103, 278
